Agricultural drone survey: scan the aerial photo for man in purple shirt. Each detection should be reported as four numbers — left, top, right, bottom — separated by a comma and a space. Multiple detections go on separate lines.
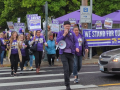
73, 26, 88, 84
57, 21, 79, 90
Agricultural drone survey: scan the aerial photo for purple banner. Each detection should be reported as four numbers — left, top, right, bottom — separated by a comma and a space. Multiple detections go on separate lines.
83, 29, 120, 47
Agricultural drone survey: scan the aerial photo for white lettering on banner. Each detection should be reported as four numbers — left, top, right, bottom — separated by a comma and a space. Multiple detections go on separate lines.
115, 30, 120, 36
85, 31, 91, 37
106, 30, 114, 37
92, 31, 105, 37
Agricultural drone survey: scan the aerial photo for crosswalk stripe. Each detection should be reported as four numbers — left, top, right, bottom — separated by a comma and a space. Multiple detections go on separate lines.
0, 78, 74, 87
0, 70, 46, 75
15, 85, 98, 90
0, 71, 100, 80
0, 68, 61, 72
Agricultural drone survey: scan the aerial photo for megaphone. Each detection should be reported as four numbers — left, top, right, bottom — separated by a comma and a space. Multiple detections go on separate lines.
58, 40, 66, 49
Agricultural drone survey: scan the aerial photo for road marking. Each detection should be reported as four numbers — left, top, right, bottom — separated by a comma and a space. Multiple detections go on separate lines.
15, 85, 98, 90
0, 71, 100, 80
0, 78, 74, 87
0, 70, 46, 75
98, 83, 120, 86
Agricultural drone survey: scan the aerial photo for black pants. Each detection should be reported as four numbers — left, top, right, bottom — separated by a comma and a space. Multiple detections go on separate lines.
47, 54, 55, 65
10, 54, 19, 73
20, 56, 26, 71
34, 51, 43, 68
60, 53, 74, 86
56, 49, 59, 59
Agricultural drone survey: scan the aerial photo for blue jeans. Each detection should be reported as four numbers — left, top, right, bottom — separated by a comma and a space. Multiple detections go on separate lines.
0, 51, 5, 65
24, 55, 33, 67
73, 55, 82, 76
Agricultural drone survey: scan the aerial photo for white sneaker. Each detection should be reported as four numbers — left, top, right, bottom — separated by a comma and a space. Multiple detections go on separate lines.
57, 59, 59, 61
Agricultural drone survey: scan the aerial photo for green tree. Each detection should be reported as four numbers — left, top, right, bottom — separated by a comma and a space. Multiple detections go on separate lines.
93, 0, 120, 16
0, 0, 81, 27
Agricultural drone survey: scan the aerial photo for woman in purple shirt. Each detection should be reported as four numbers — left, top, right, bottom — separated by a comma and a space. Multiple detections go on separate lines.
0, 33, 6, 67
73, 26, 88, 84
7, 31, 22, 76
30, 30, 48, 73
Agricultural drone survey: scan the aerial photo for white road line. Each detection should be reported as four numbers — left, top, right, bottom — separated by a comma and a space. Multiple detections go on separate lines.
0, 78, 74, 87
15, 85, 98, 90
0, 68, 61, 72
0, 70, 46, 75
0, 71, 100, 80
0, 64, 98, 70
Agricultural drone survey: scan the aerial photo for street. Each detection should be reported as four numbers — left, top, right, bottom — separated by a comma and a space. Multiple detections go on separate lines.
0, 65, 120, 90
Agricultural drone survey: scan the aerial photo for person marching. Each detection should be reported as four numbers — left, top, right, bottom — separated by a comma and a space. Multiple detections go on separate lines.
7, 31, 22, 76
45, 33, 56, 66
0, 33, 7, 67
30, 30, 47, 73
18, 34, 29, 73
57, 21, 79, 90
73, 26, 88, 83
24, 33, 34, 71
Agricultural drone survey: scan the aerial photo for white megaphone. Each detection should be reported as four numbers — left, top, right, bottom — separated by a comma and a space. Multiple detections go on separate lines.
58, 40, 66, 49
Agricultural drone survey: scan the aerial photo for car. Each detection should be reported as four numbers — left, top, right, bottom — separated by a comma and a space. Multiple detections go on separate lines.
98, 48, 120, 74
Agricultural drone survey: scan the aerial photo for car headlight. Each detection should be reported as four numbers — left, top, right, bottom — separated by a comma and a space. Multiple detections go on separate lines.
113, 56, 120, 62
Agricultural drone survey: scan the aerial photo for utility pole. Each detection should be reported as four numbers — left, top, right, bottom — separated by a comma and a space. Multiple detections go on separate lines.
43, 1, 48, 61
82, 0, 88, 29
81, 0, 93, 59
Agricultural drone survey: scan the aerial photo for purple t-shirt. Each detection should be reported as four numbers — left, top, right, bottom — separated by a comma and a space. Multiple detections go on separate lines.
75, 34, 82, 56
31, 35, 46, 51
20, 42, 26, 56
11, 40, 18, 54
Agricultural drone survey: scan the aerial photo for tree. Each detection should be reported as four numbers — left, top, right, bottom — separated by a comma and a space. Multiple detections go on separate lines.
0, 0, 81, 27
93, 0, 120, 16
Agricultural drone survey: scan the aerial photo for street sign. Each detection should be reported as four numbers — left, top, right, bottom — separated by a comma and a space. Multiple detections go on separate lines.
80, 6, 91, 23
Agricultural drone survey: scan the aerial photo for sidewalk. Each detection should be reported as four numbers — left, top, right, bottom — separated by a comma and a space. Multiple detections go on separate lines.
2, 55, 99, 67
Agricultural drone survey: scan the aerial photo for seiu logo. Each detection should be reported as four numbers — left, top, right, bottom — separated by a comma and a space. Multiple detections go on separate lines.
83, 8, 88, 12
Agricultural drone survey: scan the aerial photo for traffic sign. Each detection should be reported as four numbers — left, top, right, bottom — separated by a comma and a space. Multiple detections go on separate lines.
80, 6, 91, 23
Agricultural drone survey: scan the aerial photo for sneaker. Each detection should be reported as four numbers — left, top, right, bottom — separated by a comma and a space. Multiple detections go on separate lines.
11, 71, 14, 76
74, 79, 79, 84
56, 59, 59, 61
23, 67, 27, 70
14, 73, 17, 77
66, 85, 71, 90
20, 70, 23, 74
29, 67, 33, 71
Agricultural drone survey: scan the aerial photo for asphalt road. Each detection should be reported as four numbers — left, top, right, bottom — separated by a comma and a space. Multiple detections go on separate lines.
0, 65, 120, 90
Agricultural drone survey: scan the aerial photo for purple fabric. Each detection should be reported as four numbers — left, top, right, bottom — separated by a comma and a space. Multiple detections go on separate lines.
57, 30, 79, 54
3, 31, 6, 34
56, 10, 105, 24
21, 49, 26, 56
64, 49, 71, 53
11, 40, 18, 54
19, 28, 22, 33
31, 35, 46, 51
0, 38, 6, 51
21, 42, 26, 56
75, 34, 82, 56
103, 10, 120, 24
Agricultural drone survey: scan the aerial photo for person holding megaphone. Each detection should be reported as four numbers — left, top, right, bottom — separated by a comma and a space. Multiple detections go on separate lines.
57, 21, 79, 90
